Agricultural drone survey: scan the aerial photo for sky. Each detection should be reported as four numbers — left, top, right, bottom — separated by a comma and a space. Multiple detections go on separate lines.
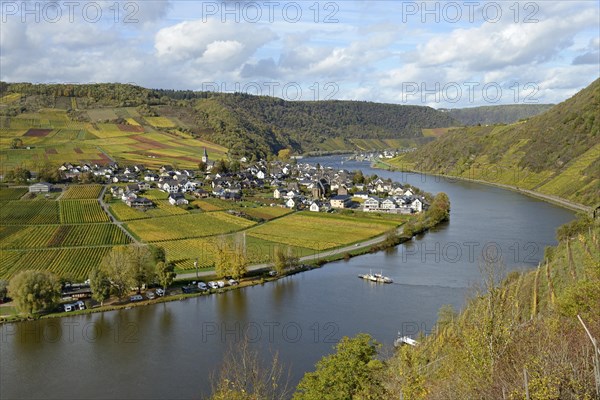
1, 0, 599, 107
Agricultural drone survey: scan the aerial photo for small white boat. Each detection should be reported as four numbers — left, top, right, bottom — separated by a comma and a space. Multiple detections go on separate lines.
358, 269, 393, 284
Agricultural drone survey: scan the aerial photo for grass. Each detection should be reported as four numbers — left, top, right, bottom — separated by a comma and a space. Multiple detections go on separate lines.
247, 211, 402, 250
144, 116, 176, 128
124, 211, 256, 242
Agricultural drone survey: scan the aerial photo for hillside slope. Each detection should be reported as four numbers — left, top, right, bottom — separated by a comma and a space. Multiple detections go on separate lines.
391, 78, 600, 206
444, 104, 554, 125
384, 215, 600, 399
0, 82, 458, 160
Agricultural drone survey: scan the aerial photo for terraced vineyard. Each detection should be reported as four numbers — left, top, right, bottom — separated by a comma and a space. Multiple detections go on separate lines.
0, 224, 129, 249
0, 187, 27, 201
242, 207, 293, 221
61, 185, 103, 199
0, 247, 114, 280
0, 200, 60, 225
59, 199, 109, 223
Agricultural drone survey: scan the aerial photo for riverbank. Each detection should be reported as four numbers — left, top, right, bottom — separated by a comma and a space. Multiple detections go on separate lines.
372, 159, 592, 213
0, 197, 450, 324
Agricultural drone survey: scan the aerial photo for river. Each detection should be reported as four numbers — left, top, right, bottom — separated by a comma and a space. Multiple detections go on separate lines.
0, 155, 575, 399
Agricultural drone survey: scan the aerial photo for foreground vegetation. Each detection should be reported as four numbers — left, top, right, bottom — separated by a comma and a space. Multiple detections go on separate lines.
390, 78, 600, 207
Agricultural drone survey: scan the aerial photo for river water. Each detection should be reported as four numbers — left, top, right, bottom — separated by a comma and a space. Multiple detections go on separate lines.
0, 156, 575, 399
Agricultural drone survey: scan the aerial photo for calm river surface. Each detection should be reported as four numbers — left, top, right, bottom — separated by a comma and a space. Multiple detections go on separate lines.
0, 155, 575, 399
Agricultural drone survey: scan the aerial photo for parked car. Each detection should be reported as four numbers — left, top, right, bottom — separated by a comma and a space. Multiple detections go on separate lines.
197, 282, 208, 291
207, 281, 219, 289
130, 294, 143, 302
146, 291, 156, 300
155, 288, 165, 297
217, 281, 225, 288
268, 270, 277, 276
228, 279, 239, 286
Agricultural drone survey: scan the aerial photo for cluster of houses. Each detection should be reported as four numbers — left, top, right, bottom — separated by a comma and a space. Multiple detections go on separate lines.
56, 149, 427, 214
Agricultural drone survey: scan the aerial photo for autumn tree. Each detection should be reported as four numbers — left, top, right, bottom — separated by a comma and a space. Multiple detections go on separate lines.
156, 261, 176, 292
88, 267, 111, 306
8, 270, 61, 314
100, 246, 133, 299
294, 334, 387, 400
210, 339, 291, 400
278, 148, 292, 160
127, 244, 155, 293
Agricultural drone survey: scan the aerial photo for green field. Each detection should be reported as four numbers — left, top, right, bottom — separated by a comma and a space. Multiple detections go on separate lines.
242, 206, 292, 220
247, 211, 403, 250
124, 211, 256, 242
156, 234, 315, 271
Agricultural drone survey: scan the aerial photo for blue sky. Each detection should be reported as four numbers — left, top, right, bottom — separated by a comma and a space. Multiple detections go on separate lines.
1, 0, 598, 107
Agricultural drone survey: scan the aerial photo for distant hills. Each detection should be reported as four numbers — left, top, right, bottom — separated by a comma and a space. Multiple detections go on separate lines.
391, 78, 600, 206
442, 104, 554, 125
0, 82, 457, 159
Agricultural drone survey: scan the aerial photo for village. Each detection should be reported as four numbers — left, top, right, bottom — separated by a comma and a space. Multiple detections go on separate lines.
36, 149, 428, 214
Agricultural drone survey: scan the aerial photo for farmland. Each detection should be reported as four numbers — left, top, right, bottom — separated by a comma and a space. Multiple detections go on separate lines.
0, 187, 27, 200
247, 211, 403, 250
124, 211, 256, 242
60, 199, 110, 223
0, 224, 129, 249
0, 200, 60, 225
109, 200, 188, 221
0, 247, 114, 281
0, 193, 130, 280
0, 107, 228, 175
242, 206, 292, 221
61, 185, 103, 199
156, 235, 315, 271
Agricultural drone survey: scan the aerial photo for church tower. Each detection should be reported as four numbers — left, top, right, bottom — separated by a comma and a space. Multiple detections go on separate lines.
202, 147, 208, 163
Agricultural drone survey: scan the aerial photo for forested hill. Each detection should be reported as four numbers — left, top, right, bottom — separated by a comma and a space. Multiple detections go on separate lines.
443, 103, 554, 125
391, 78, 600, 206
0, 82, 457, 158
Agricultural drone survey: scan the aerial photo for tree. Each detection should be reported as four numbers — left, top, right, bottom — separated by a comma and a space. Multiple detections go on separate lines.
274, 246, 299, 275
8, 270, 61, 315
214, 236, 247, 279
210, 339, 291, 400
198, 161, 207, 172
100, 246, 132, 299
156, 261, 176, 292
10, 138, 23, 149
294, 334, 387, 400
127, 244, 155, 293
278, 148, 292, 160
353, 170, 365, 184
38, 163, 63, 183
4, 167, 31, 184
89, 267, 111, 306
0, 279, 8, 301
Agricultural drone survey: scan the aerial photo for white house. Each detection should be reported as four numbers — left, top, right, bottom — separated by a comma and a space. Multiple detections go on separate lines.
330, 195, 351, 209
363, 197, 381, 211
410, 198, 423, 213
381, 198, 397, 210
161, 180, 180, 193
256, 170, 266, 180
168, 193, 189, 206
29, 182, 52, 193
273, 188, 287, 199
309, 202, 320, 212
285, 198, 296, 209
